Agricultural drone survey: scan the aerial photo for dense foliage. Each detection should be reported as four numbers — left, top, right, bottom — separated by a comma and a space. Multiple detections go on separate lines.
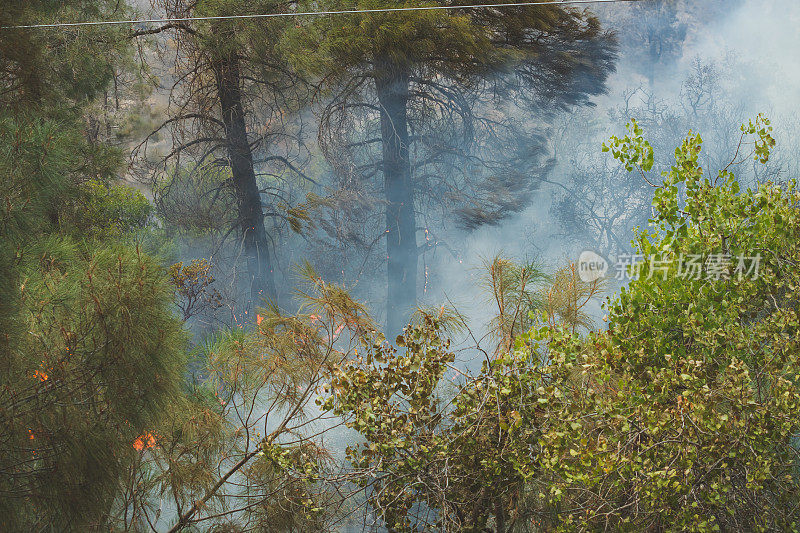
2, 0, 800, 531
535, 117, 800, 531
324, 119, 800, 532
0, 3, 188, 530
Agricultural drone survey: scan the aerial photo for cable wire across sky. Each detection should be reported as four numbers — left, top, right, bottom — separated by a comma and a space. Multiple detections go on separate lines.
2, 0, 640, 30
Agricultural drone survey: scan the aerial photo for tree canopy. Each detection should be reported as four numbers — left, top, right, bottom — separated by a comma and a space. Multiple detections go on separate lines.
286, 0, 616, 333
4, 1, 800, 531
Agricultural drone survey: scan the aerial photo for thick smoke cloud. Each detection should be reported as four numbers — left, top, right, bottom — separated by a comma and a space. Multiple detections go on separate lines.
156, 0, 800, 347
421, 0, 800, 343
685, 0, 800, 118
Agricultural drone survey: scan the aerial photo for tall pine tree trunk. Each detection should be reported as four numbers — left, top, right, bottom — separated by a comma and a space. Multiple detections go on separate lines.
375, 62, 417, 336
213, 51, 277, 305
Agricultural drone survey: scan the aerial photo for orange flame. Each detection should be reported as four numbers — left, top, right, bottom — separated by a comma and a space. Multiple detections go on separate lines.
133, 432, 157, 451
33, 361, 51, 382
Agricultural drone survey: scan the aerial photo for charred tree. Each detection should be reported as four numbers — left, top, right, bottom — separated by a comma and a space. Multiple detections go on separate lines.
292, 2, 617, 336
375, 60, 417, 336
135, 2, 313, 313
212, 50, 277, 302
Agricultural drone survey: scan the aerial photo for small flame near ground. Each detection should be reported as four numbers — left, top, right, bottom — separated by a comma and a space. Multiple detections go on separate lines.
133, 432, 157, 451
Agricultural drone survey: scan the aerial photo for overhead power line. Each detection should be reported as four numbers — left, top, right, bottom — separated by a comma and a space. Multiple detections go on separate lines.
2, 0, 640, 30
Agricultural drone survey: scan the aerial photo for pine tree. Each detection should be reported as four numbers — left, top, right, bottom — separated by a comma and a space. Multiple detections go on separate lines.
286, 0, 617, 334
0, 3, 190, 529
139, 0, 316, 307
